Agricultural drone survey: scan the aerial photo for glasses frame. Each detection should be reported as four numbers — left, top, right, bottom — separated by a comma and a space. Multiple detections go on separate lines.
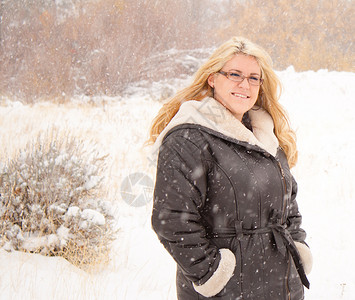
218, 70, 263, 86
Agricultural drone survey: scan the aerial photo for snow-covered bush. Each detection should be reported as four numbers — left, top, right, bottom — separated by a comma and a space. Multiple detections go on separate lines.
0, 130, 115, 268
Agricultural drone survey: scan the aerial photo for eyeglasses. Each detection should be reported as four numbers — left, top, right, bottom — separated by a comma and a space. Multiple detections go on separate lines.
218, 70, 263, 86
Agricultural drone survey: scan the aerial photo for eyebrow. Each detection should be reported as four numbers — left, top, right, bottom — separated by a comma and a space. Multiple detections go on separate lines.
228, 69, 261, 76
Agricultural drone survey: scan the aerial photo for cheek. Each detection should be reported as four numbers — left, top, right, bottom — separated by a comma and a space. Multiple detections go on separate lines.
252, 89, 260, 101
213, 81, 224, 96
215, 79, 232, 93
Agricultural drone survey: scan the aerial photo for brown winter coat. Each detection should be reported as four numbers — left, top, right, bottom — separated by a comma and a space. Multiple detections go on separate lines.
151, 97, 312, 300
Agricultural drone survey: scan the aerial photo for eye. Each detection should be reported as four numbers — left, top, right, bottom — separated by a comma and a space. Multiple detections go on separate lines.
249, 76, 260, 83
229, 72, 242, 79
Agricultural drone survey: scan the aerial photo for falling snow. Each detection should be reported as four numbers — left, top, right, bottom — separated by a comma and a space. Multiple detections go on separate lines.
0, 60, 354, 299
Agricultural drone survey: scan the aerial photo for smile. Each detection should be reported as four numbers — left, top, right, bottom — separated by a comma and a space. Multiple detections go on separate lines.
231, 92, 249, 99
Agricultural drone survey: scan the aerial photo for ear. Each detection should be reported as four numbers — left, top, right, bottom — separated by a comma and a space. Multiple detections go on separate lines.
207, 74, 215, 88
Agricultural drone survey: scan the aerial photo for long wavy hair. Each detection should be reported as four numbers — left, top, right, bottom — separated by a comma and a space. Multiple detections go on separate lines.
147, 37, 298, 167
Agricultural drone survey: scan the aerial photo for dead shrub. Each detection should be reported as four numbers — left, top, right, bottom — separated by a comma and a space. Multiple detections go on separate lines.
0, 129, 116, 269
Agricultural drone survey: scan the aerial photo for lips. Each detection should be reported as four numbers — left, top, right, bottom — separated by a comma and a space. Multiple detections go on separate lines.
231, 92, 249, 99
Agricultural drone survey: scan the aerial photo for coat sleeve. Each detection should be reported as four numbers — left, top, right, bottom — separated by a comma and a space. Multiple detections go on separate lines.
286, 176, 306, 242
151, 130, 235, 293
287, 176, 313, 274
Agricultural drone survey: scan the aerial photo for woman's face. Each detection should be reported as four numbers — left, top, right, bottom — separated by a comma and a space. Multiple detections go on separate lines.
208, 54, 261, 121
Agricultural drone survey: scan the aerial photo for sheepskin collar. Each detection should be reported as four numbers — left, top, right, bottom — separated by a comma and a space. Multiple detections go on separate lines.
153, 97, 279, 156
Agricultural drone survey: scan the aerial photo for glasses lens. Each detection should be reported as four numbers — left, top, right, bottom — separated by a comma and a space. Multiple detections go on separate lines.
220, 71, 262, 86
228, 72, 243, 82
249, 77, 262, 86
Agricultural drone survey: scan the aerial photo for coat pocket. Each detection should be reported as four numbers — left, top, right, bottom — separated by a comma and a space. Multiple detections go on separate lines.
212, 240, 243, 298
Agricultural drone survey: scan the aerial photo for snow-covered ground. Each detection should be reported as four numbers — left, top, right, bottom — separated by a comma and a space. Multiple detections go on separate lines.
0, 66, 354, 299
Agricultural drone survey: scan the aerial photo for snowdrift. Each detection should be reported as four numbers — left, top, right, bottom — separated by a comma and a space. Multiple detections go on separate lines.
0, 67, 354, 299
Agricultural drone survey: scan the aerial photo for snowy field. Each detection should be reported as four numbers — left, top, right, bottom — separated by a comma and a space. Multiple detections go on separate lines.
0, 66, 354, 299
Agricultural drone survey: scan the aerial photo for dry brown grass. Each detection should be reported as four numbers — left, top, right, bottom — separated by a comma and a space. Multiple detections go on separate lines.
50, 228, 114, 271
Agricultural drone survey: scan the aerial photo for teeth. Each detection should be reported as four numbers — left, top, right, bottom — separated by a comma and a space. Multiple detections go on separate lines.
232, 93, 248, 98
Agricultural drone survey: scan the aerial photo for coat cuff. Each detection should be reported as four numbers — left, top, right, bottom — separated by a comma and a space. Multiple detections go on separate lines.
295, 241, 313, 275
193, 248, 236, 297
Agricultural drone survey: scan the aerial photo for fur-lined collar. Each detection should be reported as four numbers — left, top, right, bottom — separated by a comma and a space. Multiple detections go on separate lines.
152, 97, 279, 156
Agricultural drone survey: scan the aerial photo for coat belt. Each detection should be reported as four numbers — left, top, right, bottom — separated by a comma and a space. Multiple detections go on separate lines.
207, 210, 310, 289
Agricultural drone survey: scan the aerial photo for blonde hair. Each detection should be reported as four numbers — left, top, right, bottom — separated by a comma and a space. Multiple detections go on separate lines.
148, 37, 298, 167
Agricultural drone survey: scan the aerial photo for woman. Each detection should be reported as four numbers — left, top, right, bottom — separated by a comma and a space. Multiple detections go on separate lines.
148, 37, 313, 299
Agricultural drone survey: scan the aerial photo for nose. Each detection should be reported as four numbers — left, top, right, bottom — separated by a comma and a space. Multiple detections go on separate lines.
238, 77, 250, 89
